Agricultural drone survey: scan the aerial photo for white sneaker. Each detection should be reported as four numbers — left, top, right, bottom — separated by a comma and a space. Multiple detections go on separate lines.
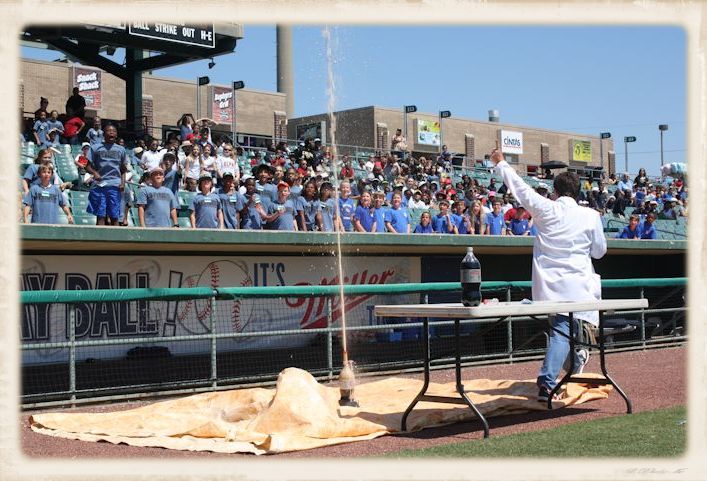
563, 348, 589, 374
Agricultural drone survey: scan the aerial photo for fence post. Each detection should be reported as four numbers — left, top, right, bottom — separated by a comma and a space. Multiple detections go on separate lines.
506, 287, 513, 360
640, 287, 646, 349
326, 297, 333, 380
210, 296, 217, 389
69, 305, 76, 405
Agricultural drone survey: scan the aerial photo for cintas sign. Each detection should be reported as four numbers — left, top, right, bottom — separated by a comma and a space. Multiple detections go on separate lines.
500, 130, 523, 155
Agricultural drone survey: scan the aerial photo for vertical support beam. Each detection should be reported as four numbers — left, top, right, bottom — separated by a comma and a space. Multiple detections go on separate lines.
276, 25, 294, 118
69, 306, 76, 406
326, 297, 333, 380
210, 297, 217, 389
506, 287, 513, 359
125, 48, 144, 138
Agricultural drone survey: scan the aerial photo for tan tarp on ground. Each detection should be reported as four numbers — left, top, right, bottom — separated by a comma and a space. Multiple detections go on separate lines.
30, 367, 611, 455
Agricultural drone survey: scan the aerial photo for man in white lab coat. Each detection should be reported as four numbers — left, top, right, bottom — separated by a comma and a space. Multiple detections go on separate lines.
490, 149, 607, 402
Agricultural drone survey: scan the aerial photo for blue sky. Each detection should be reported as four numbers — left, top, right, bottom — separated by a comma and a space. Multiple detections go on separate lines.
22, 25, 685, 175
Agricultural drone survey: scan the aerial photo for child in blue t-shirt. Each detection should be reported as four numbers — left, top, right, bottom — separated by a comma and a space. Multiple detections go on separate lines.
616, 214, 641, 239
352, 191, 377, 232
318, 182, 337, 232
413, 212, 434, 233
384, 192, 411, 234
372, 191, 388, 233
137, 167, 179, 227
22, 164, 74, 225
189, 174, 223, 228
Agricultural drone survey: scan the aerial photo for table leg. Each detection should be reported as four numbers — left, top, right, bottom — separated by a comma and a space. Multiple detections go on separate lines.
598, 310, 633, 414
401, 317, 431, 431
455, 318, 490, 438
548, 311, 633, 414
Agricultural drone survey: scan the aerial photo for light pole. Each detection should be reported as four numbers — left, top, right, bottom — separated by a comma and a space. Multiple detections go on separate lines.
403, 105, 417, 152
623, 136, 636, 173
659, 124, 669, 167
196, 76, 210, 119
232, 80, 245, 143
599, 132, 611, 176
439, 110, 451, 154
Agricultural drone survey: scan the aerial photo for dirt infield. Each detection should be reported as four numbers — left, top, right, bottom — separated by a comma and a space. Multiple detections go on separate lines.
20, 346, 685, 458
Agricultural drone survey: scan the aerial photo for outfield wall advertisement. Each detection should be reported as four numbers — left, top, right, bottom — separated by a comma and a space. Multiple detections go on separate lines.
21, 256, 420, 364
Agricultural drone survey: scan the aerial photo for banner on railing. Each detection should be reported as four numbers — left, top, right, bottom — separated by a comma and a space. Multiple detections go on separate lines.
21, 255, 420, 364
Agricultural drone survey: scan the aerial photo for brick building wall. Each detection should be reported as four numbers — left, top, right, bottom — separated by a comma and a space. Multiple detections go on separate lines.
20, 58, 285, 141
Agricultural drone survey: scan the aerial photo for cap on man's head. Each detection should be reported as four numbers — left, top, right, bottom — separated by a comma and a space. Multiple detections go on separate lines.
134, 147, 144, 155
149, 166, 164, 175
277, 181, 290, 191
180, 140, 192, 148
81, 142, 90, 149
650, 200, 658, 205
198, 172, 213, 182
488, 191, 497, 197
222, 171, 235, 179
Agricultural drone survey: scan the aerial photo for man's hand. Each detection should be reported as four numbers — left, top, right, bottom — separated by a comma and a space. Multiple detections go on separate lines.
490, 148, 504, 165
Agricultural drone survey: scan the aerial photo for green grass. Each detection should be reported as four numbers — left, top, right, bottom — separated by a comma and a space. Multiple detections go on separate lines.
384, 406, 686, 458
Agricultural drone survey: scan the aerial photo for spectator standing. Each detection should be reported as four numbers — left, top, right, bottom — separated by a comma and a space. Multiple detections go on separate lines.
469, 200, 485, 235
201, 143, 218, 180
46, 110, 64, 143
240, 177, 267, 230
217, 172, 245, 230
183, 143, 203, 192
161, 153, 181, 197
62, 114, 85, 145
318, 182, 337, 232
352, 191, 377, 233
337, 181, 356, 232
65, 87, 86, 118
86, 117, 104, 145
215, 143, 240, 185
32, 111, 51, 148
265, 182, 298, 231
34, 97, 49, 120
137, 167, 179, 228
140, 138, 166, 172
297, 180, 323, 232
177, 114, 196, 141
407, 190, 426, 209
391, 128, 407, 158
633, 168, 649, 190
253, 164, 277, 209
432, 199, 457, 234
372, 191, 388, 233
451, 200, 472, 234
484, 200, 506, 235
22, 164, 74, 225
189, 174, 223, 229
384, 192, 411, 234
83, 124, 128, 226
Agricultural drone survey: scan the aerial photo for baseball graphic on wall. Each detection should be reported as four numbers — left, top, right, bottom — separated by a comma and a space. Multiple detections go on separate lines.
177, 260, 254, 335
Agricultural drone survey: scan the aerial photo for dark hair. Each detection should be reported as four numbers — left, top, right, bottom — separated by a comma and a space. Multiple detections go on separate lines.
163, 152, 176, 163
553, 172, 580, 200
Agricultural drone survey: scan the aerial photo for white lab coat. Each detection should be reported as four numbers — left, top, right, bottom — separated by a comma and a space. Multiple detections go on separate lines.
495, 161, 607, 325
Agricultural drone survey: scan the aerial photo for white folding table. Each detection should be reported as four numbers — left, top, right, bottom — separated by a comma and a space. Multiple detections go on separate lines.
374, 298, 648, 437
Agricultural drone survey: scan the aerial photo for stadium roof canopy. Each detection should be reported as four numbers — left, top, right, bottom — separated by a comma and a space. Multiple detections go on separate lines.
21, 23, 242, 79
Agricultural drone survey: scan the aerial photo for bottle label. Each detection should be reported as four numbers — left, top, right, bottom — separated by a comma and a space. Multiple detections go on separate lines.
461, 269, 481, 283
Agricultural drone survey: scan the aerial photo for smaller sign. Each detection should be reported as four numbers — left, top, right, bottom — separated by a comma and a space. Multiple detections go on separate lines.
211, 86, 234, 124
500, 130, 523, 155
404, 105, 417, 113
232, 81, 245, 90
571, 139, 592, 162
417, 119, 440, 146
624, 136, 637, 142
72, 67, 102, 110
600, 132, 612, 139
439, 110, 451, 118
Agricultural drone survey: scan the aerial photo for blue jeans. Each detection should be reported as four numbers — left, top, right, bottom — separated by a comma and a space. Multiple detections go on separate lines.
537, 314, 582, 390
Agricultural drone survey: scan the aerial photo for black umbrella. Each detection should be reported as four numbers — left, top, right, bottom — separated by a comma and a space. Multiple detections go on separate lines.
540, 161, 568, 170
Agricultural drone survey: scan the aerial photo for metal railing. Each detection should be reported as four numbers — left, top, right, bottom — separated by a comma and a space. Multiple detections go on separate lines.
20, 278, 686, 408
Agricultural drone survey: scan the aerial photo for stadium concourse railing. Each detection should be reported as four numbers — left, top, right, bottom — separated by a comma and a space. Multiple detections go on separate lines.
20, 278, 686, 408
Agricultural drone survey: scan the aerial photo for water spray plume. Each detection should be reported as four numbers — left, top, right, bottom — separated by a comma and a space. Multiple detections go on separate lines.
323, 25, 358, 407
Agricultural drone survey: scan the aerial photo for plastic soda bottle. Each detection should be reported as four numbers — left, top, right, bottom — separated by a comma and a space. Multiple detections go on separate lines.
461, 246, 482, 307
